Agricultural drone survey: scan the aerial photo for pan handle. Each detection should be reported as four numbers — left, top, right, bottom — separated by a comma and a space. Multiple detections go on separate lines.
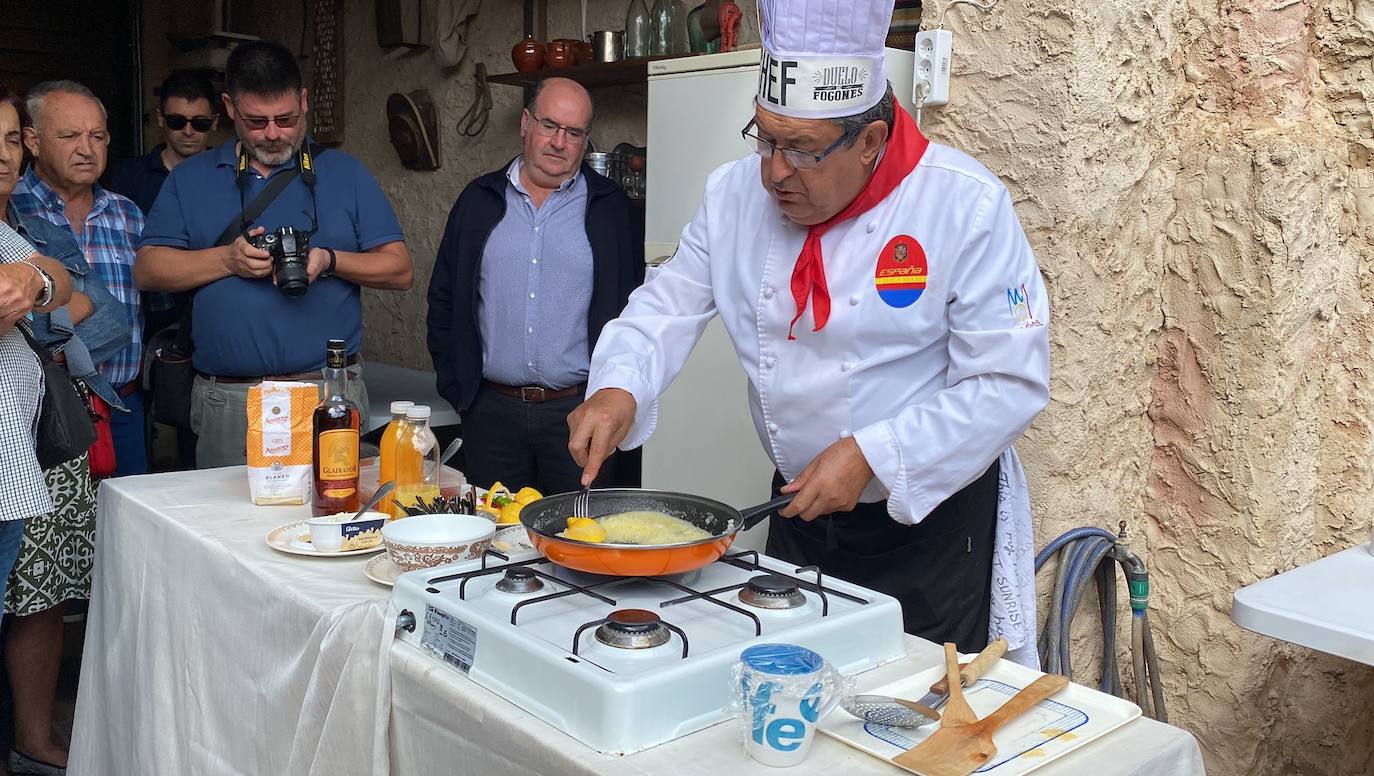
740, 494, 795, 531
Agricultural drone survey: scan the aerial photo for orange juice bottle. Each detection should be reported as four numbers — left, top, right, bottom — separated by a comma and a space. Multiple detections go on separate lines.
377, 400, 414, 511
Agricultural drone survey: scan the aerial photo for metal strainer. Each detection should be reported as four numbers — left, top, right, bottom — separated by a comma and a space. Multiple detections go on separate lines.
840, 694, 942, 728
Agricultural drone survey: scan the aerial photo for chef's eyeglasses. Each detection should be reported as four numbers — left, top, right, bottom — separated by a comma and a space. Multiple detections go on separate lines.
740, 118, 851, 170
525, 111, 588, 143
161, 113, 215, 133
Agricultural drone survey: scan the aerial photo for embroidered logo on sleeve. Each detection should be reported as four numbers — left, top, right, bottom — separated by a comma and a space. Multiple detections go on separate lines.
1006, 283, 1044, 328
874, 235, 927, 309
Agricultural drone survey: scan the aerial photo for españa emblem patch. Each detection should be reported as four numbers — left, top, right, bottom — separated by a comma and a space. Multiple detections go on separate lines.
874, 235, 927, 308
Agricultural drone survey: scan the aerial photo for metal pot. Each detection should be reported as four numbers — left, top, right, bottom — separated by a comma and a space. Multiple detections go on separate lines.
590, 30, 624, 63
519, 488, 793, 576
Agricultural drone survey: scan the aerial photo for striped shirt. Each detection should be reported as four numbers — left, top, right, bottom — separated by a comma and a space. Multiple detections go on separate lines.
477, 157, 593, 389
0, 221, 53, 522
13, 169, 144, 387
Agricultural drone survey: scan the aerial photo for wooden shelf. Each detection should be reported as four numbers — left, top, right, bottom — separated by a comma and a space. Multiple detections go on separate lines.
487, 54, 702, 89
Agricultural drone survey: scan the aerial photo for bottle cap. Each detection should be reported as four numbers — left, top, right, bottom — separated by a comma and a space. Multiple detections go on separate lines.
405, 405, 432, 420
325, 339, 348, 369
390, 401, 414, 415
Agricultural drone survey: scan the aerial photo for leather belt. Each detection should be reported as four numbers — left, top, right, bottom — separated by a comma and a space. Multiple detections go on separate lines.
201, 354, 360, 384
484, 380, 586, 403
117, 379, 142, 398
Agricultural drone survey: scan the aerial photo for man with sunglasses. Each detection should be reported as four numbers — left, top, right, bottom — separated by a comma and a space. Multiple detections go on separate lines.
428, 77, 644, 496
569, 0, 1050, 663
134, 41, 413, 468
110, 70, 220, 470
109, 69, 220, 220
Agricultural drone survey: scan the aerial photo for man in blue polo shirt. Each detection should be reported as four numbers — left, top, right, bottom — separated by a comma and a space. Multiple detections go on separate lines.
134, 40, 413, 468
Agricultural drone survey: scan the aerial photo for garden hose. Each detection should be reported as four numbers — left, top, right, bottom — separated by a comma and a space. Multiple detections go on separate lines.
1034, 521, 1168, 722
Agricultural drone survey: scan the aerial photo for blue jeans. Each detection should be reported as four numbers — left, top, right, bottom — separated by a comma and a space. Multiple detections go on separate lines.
112, 388, 149, 476
0, 518, 25, 617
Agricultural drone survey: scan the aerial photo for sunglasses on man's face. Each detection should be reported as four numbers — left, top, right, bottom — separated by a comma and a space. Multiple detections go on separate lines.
163, 114, 215, 133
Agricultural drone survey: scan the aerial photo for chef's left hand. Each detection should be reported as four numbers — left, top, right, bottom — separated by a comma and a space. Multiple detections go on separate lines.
778, 437, 874, 521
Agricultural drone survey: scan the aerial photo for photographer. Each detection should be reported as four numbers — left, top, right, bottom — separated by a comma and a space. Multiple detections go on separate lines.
134, 41, 413, 468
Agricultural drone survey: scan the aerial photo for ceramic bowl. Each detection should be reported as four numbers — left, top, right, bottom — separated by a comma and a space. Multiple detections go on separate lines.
307, 511, 387, 553
382, 514, 495, 571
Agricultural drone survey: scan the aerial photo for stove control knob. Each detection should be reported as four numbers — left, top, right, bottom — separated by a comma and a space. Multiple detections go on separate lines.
396, 609, 417, 633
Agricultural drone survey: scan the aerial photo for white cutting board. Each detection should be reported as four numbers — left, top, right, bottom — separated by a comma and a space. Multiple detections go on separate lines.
820, 659, 1141, 775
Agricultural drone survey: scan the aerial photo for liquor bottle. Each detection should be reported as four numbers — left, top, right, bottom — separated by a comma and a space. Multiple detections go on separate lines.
312, 339, 362, 516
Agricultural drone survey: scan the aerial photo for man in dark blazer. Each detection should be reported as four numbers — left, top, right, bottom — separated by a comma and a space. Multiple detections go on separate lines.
428, 77, 644, 495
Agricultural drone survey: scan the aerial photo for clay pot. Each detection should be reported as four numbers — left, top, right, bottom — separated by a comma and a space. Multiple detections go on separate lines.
575, 40, 594, 65
546, 39, 575, 69
511, 34, 545, 72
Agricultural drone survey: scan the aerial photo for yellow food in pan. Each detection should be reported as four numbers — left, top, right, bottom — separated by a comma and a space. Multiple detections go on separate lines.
555, 511, 712, 545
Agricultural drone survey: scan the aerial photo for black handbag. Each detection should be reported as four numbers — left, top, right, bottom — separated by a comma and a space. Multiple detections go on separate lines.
145, 318, 196, 431
17, 322, 98, 470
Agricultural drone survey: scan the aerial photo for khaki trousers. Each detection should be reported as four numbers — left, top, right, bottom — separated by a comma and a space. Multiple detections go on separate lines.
190, 365, 369, 469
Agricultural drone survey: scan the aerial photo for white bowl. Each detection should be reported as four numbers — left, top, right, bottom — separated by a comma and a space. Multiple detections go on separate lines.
307, 511, 387, 552
381, 514, 496, 571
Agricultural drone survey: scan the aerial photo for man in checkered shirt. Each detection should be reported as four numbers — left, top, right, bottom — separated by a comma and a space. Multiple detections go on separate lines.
12, 80, 148, 475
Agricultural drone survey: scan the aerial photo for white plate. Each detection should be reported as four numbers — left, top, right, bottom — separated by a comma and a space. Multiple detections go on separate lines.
492, 524, 534, 553
365, 554, 401, 586
265, 520, 386, 558
820, 659, 1142, 775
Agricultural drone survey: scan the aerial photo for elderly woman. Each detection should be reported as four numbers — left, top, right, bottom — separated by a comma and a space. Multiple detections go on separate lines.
0, 100, 72, 578
0, 84, 119, 776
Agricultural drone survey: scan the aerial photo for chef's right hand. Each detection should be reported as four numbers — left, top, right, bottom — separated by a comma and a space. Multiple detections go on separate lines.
568, 388, 637, 487
224, 226, 273, 280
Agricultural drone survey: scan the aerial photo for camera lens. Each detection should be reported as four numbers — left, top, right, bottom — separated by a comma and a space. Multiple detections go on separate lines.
268, 227, 310, 298
275, 255, 310, 297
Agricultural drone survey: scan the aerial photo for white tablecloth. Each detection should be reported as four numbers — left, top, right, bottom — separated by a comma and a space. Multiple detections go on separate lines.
71, 470, 1205, 776
70, 469, 394, 776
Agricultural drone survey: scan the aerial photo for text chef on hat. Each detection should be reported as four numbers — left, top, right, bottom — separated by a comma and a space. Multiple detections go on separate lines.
569, 0, 1050, 664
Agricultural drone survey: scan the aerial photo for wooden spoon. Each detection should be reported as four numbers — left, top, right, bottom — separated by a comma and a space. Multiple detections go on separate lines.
893, 673, 1070, 776
938, 642, 978, 728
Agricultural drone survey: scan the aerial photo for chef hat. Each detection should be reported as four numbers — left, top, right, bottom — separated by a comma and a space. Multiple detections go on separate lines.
756, 0, 894, 120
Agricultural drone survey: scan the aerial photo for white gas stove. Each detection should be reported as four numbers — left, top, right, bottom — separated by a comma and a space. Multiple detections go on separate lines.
390, 546, 908, 755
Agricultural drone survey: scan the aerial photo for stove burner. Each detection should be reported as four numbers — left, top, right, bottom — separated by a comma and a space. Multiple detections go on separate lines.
738, 574, 807, 610
594, 609, 672, 650
495, 567, 545, 594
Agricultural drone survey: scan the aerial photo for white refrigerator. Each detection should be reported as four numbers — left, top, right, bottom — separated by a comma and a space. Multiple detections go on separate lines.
641, 48, 917, 550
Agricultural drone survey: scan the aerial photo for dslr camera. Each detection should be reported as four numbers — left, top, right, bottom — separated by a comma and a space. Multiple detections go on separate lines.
251, 226, 311, 298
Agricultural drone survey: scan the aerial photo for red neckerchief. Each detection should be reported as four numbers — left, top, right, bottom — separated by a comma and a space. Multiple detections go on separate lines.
787, 105, 929, 340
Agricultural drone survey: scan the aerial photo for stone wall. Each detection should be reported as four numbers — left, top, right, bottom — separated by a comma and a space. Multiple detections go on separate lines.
928, 0, 1374, 773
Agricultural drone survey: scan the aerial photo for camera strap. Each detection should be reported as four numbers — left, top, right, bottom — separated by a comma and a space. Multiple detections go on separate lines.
215, 141, 324, 247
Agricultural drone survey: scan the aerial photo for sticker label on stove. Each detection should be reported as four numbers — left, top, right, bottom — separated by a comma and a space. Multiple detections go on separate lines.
420, 605, 478, 673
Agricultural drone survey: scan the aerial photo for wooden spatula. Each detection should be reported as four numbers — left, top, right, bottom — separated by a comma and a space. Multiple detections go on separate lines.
892, 672, 1071, 776
937, 642, 977, 728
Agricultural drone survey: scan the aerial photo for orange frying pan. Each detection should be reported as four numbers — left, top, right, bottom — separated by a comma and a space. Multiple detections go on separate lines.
518, 489, 794, 576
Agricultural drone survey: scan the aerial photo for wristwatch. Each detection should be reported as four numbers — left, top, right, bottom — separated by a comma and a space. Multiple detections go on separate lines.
18, 259, 54, 307
322, 247, 338, 278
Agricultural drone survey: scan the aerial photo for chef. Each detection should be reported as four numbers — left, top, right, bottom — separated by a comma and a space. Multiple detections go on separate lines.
568, 0, 1049, 663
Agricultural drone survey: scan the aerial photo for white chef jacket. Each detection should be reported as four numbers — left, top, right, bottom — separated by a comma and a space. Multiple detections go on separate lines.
587, 144, 1050, 658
